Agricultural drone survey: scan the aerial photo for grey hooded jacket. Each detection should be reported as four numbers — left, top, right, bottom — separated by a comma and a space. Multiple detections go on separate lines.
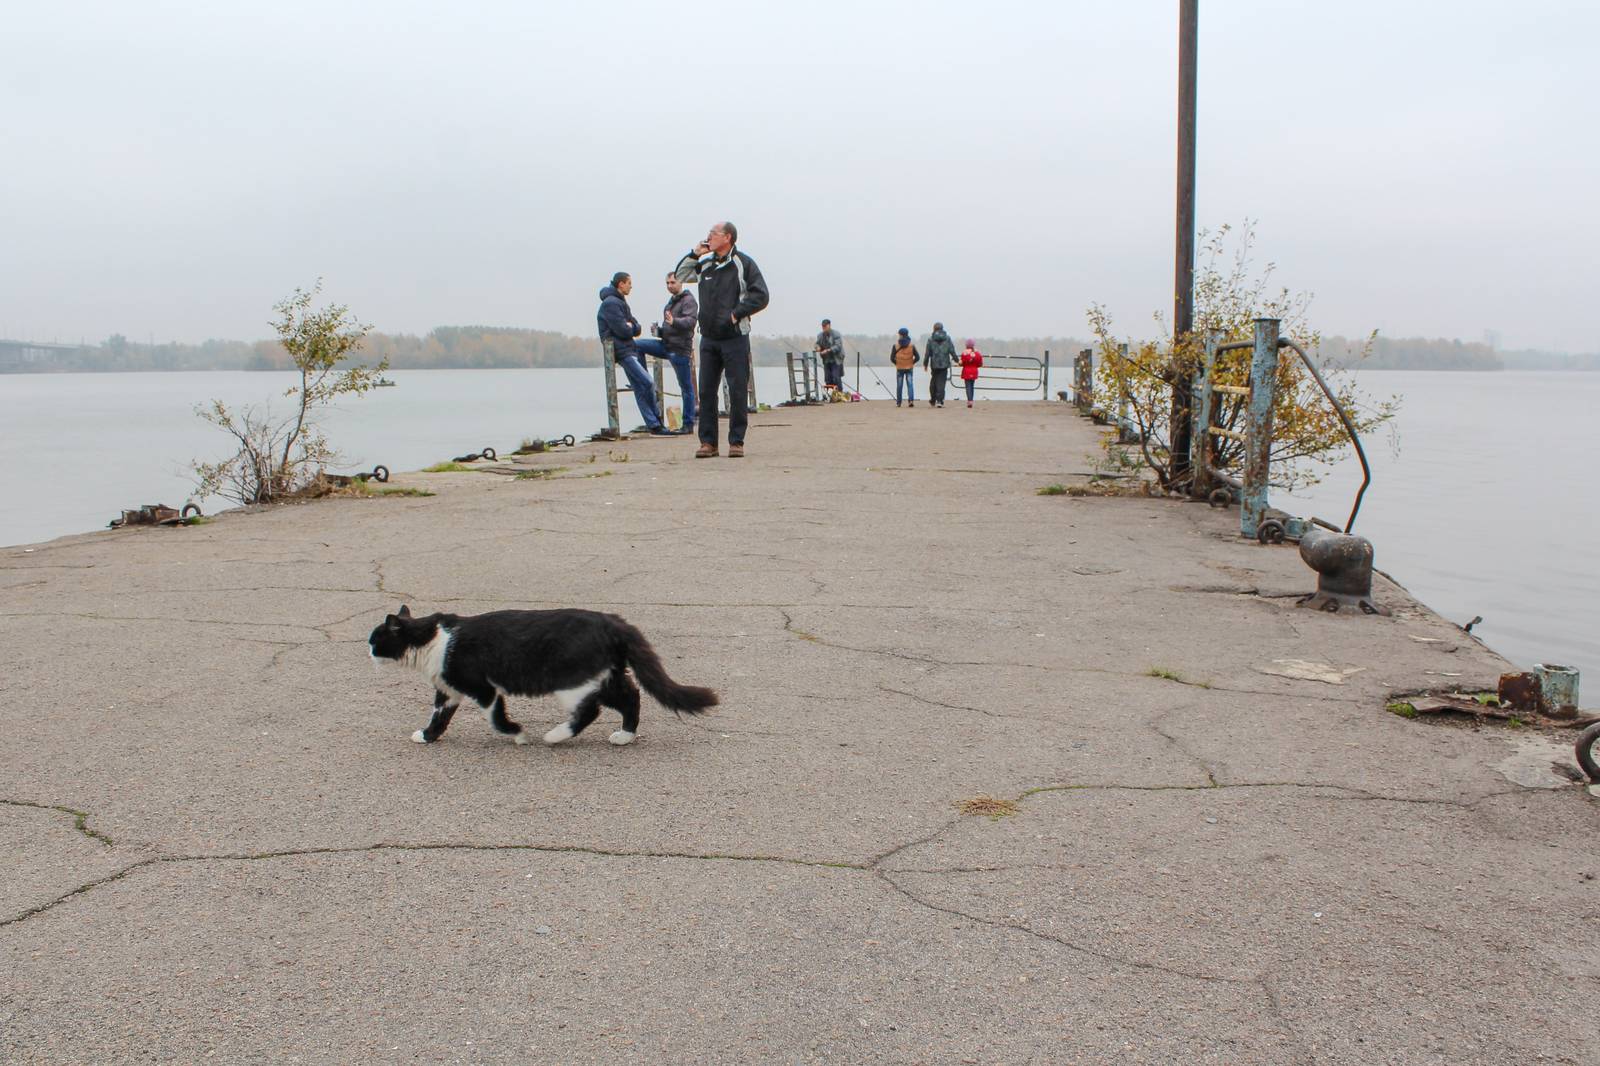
924, 330, 957, 370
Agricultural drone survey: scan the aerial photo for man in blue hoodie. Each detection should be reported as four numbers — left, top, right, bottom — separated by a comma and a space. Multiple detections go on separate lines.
596, 272, 667, 434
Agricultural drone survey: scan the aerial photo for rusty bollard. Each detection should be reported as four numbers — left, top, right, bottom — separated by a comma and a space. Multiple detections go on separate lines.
1534, 664, 1580, 719
1296, 526, 1388, 616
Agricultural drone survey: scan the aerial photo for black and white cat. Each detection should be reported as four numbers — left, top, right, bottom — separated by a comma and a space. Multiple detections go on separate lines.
367, 605, 717, 747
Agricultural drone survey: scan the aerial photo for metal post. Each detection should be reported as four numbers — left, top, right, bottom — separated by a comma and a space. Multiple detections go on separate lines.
1117, 343, 1131, 438
855, 351, 860, 394
1079, 348, 1094, 411
1240, 317, 1280, 538
1191, 330, 1219, 494
651, 357, 666, 423
1042, 350, 1050, 399
1170, 0, 1199, 486
601, 337, 620, 435
785, 352, 797, 402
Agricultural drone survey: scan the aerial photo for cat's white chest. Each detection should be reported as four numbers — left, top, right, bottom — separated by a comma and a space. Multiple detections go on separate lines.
411, 627, 456, 694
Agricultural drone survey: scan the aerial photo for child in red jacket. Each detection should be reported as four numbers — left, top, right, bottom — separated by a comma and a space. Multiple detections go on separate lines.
959, 340, 983, 407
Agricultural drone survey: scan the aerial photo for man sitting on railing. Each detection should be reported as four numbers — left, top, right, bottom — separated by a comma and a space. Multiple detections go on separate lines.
597, 272, 668, 435
633, 272, 699, 435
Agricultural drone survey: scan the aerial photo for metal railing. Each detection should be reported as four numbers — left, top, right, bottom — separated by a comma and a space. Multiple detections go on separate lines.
784, 351, 823, 403
844, 349, 1054, 400
1193, 318, 1370, 539
600, 339, 696, 434
968, 352, 1051, 396
1066, 346, 1139, 442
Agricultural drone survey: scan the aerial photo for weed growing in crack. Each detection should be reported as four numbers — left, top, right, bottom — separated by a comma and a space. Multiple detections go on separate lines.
1146, 666, 1210, 688
341, 481, 433, 498
422, 461, 478, 473
1037, 484, 1068, 496
957, 796, 1019, 819
1386, 701, 1418, 718
514, 467, 565, 481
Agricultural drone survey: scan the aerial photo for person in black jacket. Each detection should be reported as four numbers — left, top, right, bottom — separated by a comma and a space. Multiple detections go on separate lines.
674, 221, 769, 458
632, 272, 699, 434
596, 273, 667, 434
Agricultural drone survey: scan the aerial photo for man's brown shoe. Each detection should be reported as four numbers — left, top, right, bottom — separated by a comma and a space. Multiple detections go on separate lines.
695, 444, 718, 458
727, 444, 745, 458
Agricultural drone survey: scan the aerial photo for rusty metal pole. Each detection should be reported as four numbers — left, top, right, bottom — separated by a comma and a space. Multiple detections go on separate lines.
1170, 0, 1199, 489
601, 337, 620, 435
1191, 330, 1219, 493
1241, 317, 1280, 538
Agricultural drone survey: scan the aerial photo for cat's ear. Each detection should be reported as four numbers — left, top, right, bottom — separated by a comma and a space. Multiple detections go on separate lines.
397, 604, 412, 617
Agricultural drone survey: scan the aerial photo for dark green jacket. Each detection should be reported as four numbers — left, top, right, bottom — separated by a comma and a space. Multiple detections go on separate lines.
924, 330, 957, 370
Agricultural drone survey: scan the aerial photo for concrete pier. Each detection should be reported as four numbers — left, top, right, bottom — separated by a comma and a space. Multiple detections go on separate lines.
2, 401, 1596, 1064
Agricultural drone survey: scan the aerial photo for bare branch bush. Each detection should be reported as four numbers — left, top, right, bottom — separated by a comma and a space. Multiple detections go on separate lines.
193, 281, 384, 505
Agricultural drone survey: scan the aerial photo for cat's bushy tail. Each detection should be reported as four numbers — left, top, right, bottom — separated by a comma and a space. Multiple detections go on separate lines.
617, 622, 718, 715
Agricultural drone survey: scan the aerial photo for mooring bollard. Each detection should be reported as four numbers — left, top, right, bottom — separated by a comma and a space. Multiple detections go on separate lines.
1296, 525, 1387, 615
1534, 663, 1580, 718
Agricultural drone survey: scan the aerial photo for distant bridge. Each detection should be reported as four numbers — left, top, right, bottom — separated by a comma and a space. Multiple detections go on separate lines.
0, 339, 88, 371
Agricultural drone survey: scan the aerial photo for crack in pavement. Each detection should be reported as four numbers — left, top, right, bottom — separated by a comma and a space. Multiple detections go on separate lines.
872, 867, 1258, 987
0, 611, 330, 636
0, 799, 114, 847
0, 841, 867, 932
877, 684, 1045, 723
1148, 704, 1221, 787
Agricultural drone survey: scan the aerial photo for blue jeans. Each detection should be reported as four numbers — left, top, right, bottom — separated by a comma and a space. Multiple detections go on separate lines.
964, 379, 976, 402
896, 368, 915, 404
616, 350, 662, 430
633, 338, 696, 428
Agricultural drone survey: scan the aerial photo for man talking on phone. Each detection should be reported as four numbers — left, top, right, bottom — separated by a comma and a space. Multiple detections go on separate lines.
674, 221, 769, 458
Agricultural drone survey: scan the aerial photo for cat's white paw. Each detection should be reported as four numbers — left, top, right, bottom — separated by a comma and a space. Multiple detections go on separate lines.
512, 730, 530, 745
543, 723, 575, 745
411, 730, 429, 744
608, 730, 636, 747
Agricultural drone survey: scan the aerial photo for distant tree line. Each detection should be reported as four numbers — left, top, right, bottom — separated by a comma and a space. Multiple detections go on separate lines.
1318, 335, 1600, 371
4, 328, 1594, 373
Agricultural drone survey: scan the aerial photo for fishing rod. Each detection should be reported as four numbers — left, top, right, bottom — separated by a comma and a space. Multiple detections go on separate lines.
863, 361, 895, 398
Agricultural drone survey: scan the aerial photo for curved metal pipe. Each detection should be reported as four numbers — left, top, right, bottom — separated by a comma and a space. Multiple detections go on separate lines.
1278, 338, 1370, 534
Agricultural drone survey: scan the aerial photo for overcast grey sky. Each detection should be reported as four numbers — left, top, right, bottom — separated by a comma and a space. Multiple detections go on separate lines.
4, 1, 1596, 351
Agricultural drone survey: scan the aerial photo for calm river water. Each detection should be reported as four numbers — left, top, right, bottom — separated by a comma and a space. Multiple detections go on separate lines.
1, 368, 1594, 685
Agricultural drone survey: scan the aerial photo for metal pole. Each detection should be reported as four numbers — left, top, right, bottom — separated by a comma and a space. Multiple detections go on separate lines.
1170, 0, 1199, 487
601, 337, 620, 435
651, 356, 666, 423
855, 351, 860, 394
1042, 350, 1050, 399
1117, 343, 1131, 439
1191, 330, 1219, 493
1240, 317, 1279, 538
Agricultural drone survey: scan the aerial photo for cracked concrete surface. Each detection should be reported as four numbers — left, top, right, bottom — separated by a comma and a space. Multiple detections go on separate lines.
1, 400, 1596, 1064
